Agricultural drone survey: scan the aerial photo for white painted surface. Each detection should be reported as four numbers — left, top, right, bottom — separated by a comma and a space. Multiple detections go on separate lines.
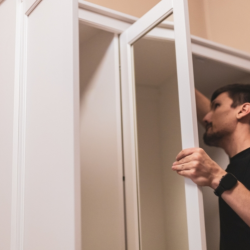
173, 0, 207, 249
192, 42, 250, 73
0, 0, 16, 249
79, 27, 125, 250
24, 0, 81, 249
120, 35, 140, 250
125, 0, 173, 45
24, 0, 42, 15
78, 7, 131, 34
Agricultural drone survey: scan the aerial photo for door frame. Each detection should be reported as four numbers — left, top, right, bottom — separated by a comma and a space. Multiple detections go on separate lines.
119, 0, 207, 249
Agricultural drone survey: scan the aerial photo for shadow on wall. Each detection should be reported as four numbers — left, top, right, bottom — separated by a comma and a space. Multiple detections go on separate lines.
80, 30, 114, 101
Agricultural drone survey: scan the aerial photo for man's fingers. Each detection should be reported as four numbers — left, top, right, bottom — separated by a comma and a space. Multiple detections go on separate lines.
177, 170, 192, 178
173, 154, 193, 166
176, 148, 197, 161
172, 162, 192, 171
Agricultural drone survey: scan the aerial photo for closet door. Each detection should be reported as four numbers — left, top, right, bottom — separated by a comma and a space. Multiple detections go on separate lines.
0, 1, 17, 249
12, 1, 81, 250
120, 0, 206, 249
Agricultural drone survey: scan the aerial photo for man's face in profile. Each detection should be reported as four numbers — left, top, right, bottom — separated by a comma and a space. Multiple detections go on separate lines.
203, 92, 238, 147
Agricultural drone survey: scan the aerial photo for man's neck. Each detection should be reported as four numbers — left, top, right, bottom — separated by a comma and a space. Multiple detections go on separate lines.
220, 125, 250, 158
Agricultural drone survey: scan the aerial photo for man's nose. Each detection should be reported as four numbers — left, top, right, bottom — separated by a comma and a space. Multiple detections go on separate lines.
203, 111, 212, 124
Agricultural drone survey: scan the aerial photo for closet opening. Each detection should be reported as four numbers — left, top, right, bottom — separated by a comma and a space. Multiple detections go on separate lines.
79, 22, 125, 250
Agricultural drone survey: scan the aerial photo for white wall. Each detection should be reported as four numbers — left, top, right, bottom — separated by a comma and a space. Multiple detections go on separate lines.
0, 0, 16, 248
80, 29, 125, 250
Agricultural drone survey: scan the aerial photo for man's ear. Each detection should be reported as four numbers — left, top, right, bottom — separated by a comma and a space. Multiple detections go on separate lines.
236, 103, 250, 120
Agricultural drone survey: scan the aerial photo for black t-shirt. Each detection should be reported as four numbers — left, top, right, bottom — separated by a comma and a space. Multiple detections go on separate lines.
219, 147, 250, 250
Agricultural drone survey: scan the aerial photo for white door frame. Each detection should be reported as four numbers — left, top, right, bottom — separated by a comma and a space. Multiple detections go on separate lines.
119, 0, 207, 249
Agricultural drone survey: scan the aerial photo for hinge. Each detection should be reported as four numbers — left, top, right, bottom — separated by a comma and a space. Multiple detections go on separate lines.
123, 176, 125, 181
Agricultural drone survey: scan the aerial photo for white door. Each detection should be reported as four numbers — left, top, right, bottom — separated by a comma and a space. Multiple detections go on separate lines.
11, 0, 81, 249
120, 0, 206, 249
0, 0, 18, 249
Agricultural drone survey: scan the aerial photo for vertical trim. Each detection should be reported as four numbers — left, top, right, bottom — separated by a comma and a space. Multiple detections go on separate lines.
120, 32, 140, 250
71, 0, 81, 249
173, 0, 207, 249
12, 1, 81, 250
11, 1, 27, 250
118, 34, 129, 250
113, 34, 127, 250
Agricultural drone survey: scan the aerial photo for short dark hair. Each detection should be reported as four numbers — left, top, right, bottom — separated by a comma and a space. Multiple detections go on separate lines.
211, 83, 250, 108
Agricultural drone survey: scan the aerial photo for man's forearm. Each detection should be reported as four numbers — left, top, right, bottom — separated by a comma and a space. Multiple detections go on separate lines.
222, 181, 250, 227
195, 89, 210, 126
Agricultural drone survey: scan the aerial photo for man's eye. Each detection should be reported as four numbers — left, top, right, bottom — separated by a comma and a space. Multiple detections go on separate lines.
214, 103, 220, 109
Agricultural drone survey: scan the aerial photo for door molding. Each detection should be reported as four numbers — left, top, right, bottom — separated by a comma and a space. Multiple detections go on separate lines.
11, 1, 27, 250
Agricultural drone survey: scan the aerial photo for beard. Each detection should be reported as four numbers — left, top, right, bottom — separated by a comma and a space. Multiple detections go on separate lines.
203, 123, 227, 147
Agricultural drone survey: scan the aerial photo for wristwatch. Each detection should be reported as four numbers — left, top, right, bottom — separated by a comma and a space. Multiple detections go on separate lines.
214, 173, 238, 197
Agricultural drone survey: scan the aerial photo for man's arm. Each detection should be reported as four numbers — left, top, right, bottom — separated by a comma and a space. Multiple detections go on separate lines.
221, 182, 250, 227
195, 89, 210, 126
172, 148, 250, 227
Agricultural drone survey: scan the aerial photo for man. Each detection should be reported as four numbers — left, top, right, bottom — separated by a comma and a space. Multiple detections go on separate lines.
172, 83, 250, 250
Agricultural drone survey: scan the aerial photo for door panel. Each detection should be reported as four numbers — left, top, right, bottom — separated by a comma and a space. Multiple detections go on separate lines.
23, 0, 80, 249
0, 0, 16, 249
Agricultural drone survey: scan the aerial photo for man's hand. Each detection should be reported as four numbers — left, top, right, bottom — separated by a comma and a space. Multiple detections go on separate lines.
172, 148, 226, 189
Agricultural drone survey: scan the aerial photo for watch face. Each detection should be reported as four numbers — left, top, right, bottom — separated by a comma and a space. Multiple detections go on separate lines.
221, 173, 237, 189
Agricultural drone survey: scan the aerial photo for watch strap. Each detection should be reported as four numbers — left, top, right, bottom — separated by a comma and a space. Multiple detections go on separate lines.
214, 173, 237, 197
214, 184, 225, 197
